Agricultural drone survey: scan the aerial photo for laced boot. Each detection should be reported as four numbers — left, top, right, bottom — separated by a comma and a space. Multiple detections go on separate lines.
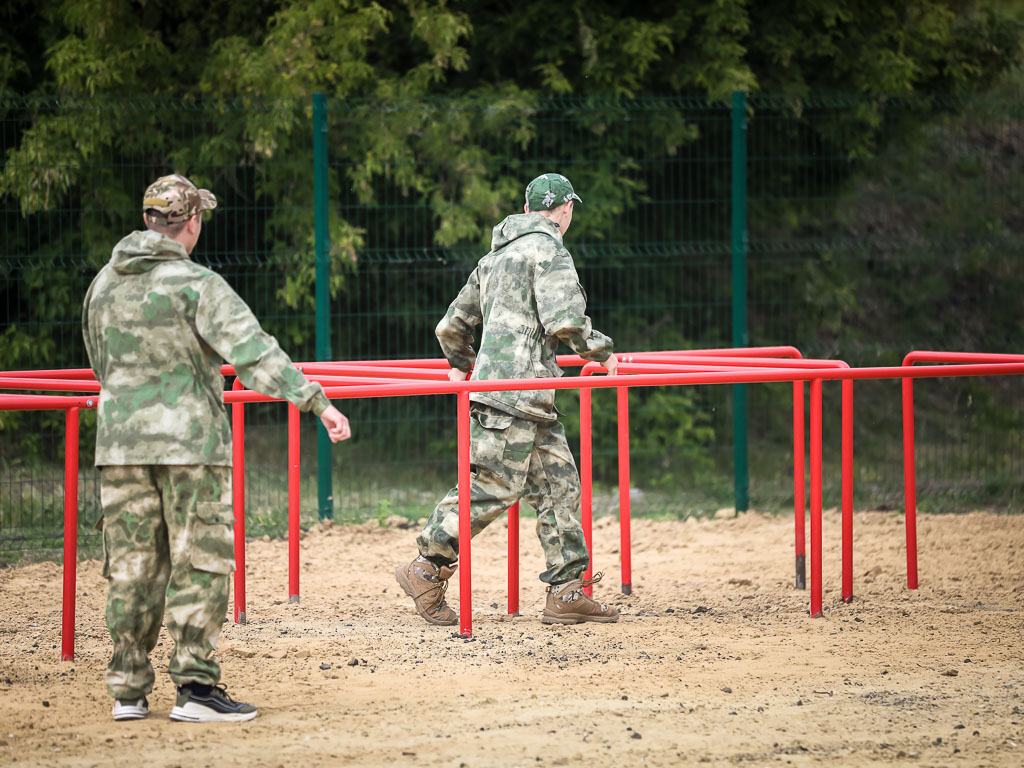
541, 571, 619, 625
395, 556, 458, 625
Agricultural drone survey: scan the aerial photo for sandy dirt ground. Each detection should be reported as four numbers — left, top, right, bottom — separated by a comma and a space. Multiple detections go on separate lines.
0, 508, 1022, 767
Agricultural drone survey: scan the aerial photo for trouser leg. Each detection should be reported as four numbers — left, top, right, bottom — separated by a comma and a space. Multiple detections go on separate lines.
520, 418, 590, 584
100, 466, 171, 700
417, 405, 535, 564
156, 465, 235, 687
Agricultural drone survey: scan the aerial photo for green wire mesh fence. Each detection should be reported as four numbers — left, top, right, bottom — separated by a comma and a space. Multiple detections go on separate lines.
2, 91, 1022, 559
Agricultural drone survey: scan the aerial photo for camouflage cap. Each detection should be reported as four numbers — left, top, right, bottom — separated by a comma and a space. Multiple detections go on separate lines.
142, 174, 217, 225
525, 173, 582, 211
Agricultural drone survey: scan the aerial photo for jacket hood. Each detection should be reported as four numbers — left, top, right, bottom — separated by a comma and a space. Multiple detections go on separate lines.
490, 213, 562, 251
109, 230, 189, 274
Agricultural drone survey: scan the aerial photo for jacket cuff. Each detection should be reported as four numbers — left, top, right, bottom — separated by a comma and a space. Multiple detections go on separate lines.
309, 388, 331, 418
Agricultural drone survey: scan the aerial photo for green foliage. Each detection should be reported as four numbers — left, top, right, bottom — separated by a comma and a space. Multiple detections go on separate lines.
2, 0, 1024, 520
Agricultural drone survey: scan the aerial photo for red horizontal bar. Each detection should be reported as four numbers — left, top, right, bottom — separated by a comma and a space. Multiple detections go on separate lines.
219, 361, 1024, 404
0, 347, 806, 384
0, 369, 96, 379
904, 350, 1024, 366
0, 394, 98, 411
0, 377, 101, 393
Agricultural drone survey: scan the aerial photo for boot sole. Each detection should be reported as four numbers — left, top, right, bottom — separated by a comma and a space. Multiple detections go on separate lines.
541, 613, 620, 625
112, 710, 148, 721
395, 566, 458, 626
169, 702, 258, 722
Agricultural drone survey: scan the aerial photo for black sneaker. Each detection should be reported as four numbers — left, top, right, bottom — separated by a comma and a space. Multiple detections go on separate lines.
112, 696, 149, 721
169, 683, 258, 722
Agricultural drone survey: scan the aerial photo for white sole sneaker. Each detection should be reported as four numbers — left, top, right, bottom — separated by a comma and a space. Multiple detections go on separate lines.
169, 700, 258, 722
112, 698, 149, 721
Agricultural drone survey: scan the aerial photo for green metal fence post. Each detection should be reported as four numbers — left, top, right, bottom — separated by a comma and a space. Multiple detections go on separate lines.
313, 91, 333, 520
731, 90, 750, 513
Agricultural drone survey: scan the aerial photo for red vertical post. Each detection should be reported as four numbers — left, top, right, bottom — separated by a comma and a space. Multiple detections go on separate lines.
231, 379, 247, 624
841, 380, 853, 603
580, 383, 594, 596
288, 403, 300, 603
809, 378, 823, 618
902, 377, 919, 589
61, 407, 80, 662
507, 501, 519, 615
457, 391, 473, 636
617, 386, 632, 595
793, 381, 806, 590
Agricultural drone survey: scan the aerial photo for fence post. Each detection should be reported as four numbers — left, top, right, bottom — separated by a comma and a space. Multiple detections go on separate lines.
731, 90, 749, 513
313, 91, 333, 520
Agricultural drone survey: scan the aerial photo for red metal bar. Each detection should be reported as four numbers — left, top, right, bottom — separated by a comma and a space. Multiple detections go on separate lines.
579, 375, 594, 595
457, 391, 472, 636
0, 377, 100, 392
903, 351, 1024, 365
295, 365, 449, 381
288, 404, 301, 603
841, 380, 854, 602
898, 351, 1024, 590
293, 362, 1024, 402
902, 377, 919, 590
793, 381, 806, 590
231, 378, 247, 624
507, 502, 519, 615
611, 346, 804, 362
617, 386, 632, 595
61, 407, 80, 661
0, 369, 96, 379
809, 378, 823, 617
612, 356, 842, 370
0, 394, 97, 411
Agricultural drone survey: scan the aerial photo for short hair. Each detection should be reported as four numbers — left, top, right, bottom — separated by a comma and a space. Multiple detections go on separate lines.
528, 199, 571, 216
144, 213, 190, 238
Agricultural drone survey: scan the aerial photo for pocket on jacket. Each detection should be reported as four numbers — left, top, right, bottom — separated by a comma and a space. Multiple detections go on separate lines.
189, 501, 236, 575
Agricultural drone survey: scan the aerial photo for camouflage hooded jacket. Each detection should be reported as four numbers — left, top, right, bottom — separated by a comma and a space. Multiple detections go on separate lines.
436, 213, 613, 421
82, 230, 330, 466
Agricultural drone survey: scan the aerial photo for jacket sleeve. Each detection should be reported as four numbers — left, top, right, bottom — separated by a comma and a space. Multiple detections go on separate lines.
196, 273, 331, 416
535, 245, 613, 361
435, 267, 482, 372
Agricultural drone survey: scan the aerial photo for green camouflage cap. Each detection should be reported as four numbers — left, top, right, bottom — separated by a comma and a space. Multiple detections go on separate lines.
525, 173, 582, 211
142, 174, 217, 225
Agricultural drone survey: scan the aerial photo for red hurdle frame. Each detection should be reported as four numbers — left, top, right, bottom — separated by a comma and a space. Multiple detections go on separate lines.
7, 354, 1024, 649
901, 351, 1024, 590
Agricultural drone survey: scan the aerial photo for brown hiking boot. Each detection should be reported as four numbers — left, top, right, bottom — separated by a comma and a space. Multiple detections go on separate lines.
395, 557, 458, 625
541, 571, 619, 625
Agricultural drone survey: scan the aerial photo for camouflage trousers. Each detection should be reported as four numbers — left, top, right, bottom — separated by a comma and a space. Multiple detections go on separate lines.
417, 403, 589, 584
98, 465, 235, 700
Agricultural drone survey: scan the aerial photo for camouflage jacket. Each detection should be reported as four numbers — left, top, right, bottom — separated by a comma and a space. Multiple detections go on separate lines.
436, 213, 613, 421
83, 230, 331, 466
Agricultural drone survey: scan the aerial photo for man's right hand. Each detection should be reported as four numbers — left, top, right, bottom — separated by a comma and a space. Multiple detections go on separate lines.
601, 354, 618, 376
320, 406, 351, 443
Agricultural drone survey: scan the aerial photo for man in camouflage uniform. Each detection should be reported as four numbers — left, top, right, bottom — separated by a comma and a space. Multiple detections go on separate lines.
83, 174, 351, 722
396, 173, 619, 626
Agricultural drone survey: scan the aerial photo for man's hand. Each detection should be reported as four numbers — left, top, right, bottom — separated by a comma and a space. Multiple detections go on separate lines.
601, 354, 618, 376
319, 405, 351, 443
448, 368, 469, 382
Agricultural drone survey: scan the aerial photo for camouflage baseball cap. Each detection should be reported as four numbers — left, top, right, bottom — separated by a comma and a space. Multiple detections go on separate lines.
525, 173, 582, 211
142, 174, 217, 225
